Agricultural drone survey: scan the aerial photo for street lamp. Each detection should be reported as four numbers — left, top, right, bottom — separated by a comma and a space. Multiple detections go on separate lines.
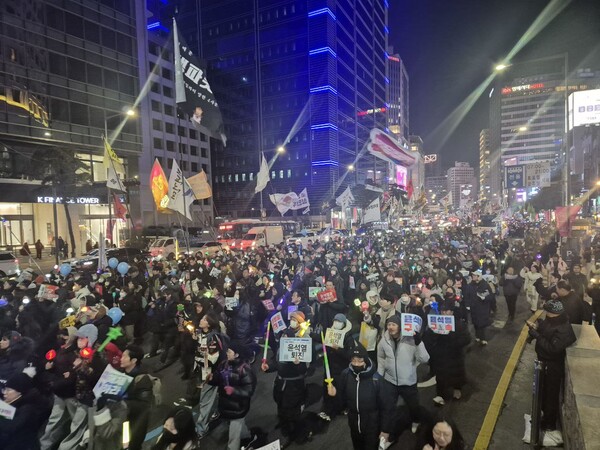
277, 146, 285, 153
495, 63, 509, 72
347, 164, 355, 171
104, 107, 136, 137
518, 126, 528, 132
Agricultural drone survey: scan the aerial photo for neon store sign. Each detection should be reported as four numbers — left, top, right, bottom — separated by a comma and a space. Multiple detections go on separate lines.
501, 83, 545, 95
357, 107, 387, 116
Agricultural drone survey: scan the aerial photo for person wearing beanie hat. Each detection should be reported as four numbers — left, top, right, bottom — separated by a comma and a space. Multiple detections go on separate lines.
377, 305, 429, 448
75, 323, 98, 347
0, 371, 48, 450
526, 296, 577, 446
327, 343, 383, 450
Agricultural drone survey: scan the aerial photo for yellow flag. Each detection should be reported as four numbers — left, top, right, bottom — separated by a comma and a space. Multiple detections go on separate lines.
187, 170, 212, 200
149, 159, 171, 213
103, 138, 125, 174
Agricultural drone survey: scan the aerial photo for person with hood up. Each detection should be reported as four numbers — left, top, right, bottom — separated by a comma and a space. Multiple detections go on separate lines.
0, 372, 51, 450
261, 311, 311, 447
500, 266, 523, 321
423, 299, 471, 406
377, 315, 429, 449
208, 341, 257, 450
520, 263, 543, 313
327, 344, 383, 450
318, 313, 356, 422
0, 330, 34, 389
525, 299, 577, 447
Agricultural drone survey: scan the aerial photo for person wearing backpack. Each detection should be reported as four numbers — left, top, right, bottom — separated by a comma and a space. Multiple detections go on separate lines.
120, 345, 156, 450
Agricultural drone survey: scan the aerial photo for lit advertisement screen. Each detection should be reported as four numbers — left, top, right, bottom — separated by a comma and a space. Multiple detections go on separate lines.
396, 165, 408, 188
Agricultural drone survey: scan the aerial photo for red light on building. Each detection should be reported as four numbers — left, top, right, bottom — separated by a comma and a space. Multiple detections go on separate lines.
357, 107, 387, 117
387, 55, 400, 62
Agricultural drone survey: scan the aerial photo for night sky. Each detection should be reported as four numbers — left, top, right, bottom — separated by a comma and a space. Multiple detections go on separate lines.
389, 0, 600, 170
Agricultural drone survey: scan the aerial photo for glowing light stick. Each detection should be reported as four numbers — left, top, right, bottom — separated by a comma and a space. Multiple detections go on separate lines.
122, 421, 130, 448
97, 327, 123, 352
320, 331, 333, 386
262, 321, 271, 364
298, 319, 310, 337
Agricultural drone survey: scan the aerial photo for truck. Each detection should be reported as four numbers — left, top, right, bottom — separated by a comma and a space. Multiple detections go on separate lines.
238, 226, 284, 250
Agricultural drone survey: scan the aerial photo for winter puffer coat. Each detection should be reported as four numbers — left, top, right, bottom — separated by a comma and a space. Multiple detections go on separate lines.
0, 336, 34, 387
0, 387, 51, 450
464, 280, 494, 329
211, 358, 257, 419
423, 319, 471, 387
501, 273, 523, 297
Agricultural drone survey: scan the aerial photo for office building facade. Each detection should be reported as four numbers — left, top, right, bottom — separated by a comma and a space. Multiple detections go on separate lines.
174, 0, 389, 219
479, 129, 491, 201
0, 0, 143, 252
386, 49, 409, 145
447, 162, 476, 208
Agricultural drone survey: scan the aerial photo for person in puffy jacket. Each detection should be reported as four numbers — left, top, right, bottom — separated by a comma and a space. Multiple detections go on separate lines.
327, 344, 383, 450
500, 266, 523, 321
209, 340, 257, 450
0, 330, 34, 389
520, 264, 543, 313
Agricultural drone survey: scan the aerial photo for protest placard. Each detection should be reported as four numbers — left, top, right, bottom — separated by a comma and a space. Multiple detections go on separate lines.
270, 312, 287, 334
209, 267, 221, 277
324, 327, 347, 348
225, 297, 239, 310
279, 337, 312, 362
401, 313, 423, 337
348, 275, 355, 290
316, 289, 337, 304
256, 440, 281, 450
261, 299, 275, 311
93, 364, 133, 399
308, 287, 325, 300
0, 399, 15, 420
427, 314, 455, 335
59, 315, 76, 330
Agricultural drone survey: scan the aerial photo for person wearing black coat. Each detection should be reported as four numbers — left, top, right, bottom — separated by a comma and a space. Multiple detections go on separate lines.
327, 345, 383, 450
423, 301, 471, 405
464, 272, 494, 345
379, 270, 404, 302
209, 341, 257, 450
499, 267, 523, 321
146, 290, 178, 364
555, 280, 585, 324
0, 372, 52, 450
526, 299, 576, 442
0, 331, 34, 389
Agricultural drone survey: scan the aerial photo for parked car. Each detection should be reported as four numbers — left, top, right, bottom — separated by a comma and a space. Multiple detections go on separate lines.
74, 247, 146, 271
0, 251, 20, 277
286, 232, 318, 247
149, 237, 177, 259
186, 241, 224, 257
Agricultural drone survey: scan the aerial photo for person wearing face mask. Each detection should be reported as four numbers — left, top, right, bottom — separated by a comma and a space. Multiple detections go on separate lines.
326, 344, 383, 450
525, 299, 576, 446
317, 313, 356, 422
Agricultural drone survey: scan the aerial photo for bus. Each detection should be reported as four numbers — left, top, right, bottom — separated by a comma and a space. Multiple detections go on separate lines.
217, 219, 299, 246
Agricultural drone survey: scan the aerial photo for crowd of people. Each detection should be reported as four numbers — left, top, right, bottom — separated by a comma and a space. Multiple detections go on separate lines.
0, 220, 596, 450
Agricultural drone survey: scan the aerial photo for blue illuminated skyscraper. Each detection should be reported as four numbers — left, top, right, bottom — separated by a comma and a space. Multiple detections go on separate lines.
174, 0, 389, 219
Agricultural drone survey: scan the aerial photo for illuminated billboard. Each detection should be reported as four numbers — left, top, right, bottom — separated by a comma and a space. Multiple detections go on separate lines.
396, 165, 408, 188
569, 89, 600, 130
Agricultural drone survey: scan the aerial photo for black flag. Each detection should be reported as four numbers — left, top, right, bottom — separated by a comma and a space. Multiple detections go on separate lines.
173, 18, 225, 145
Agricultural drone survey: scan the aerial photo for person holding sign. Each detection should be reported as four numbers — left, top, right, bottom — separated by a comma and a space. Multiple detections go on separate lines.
326, 345, 383, 450
318, 313, 355, 422
463, 270, 494, 345
423, 300, 471, 406
261, 312, 311, 448
377, 315, 429, 449
317, 280, 348, 330
0, 372, 49, 450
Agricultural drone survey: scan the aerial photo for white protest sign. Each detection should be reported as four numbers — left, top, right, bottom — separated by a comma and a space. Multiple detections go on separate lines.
270, 311, 287, 333
0, 399, 16, 420
401, 313, 423, 337
324, 327, 347, 348
348, 275, 355, 290
279, 337, 312, 362
225, 297, 239, 310
256, 439, 281, 450
308, 287, 325, 300
209, 267, 221, 277
427, 314, 455, 335
93, 364, 133, 399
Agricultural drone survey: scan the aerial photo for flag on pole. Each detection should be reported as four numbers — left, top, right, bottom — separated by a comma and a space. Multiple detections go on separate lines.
407, 178, 414, 200
106, 166, 126, 192
112, 193, 127, 220
149, 159, 170, 213
166, 159, 194, 220
173, 18, 225, 144
106, 219, 116, 242
362, 197, 381, 224
255, 153, 270, 193
103, 138, 125, 175
187, 170, 212, 199
336, 186, 355, 208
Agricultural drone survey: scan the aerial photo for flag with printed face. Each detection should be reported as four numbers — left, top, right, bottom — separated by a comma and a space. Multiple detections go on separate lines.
187, 170, 212, 200
173, 18, 225, 144
149, 159, 170, 213
255, 153, 270, 194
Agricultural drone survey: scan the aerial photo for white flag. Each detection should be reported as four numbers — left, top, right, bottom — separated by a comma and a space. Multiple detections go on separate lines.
362, 197, 381, 224
106, 166, 126, 192
255, 153, 270, 193
167, 160, 195, 220
336, 186, 354, 208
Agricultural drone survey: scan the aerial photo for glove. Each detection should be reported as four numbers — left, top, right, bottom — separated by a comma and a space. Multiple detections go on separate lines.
528, 328, 539, 340
223, 386, 234, 395
413, 332, 422, 346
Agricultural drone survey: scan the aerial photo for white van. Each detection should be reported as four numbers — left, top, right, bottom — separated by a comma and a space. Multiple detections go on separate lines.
238, 226, 284, 250
149, 237, 176, 259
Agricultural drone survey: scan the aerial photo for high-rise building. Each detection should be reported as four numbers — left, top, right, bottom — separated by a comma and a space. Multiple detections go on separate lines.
175, 1, 389, 219
447, 162, 476, 208
479, 129, 491, 201
425, 175, 447, 203
386, 49, 409, 145
137, 2, 214, 229
0, 0, 142, 252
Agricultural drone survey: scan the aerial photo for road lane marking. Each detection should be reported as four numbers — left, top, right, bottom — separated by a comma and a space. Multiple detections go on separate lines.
473, 310, 543, 450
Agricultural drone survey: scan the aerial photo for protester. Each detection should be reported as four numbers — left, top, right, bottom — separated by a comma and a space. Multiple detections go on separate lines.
415, 415, 466, 450
500, 266, 523, 321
